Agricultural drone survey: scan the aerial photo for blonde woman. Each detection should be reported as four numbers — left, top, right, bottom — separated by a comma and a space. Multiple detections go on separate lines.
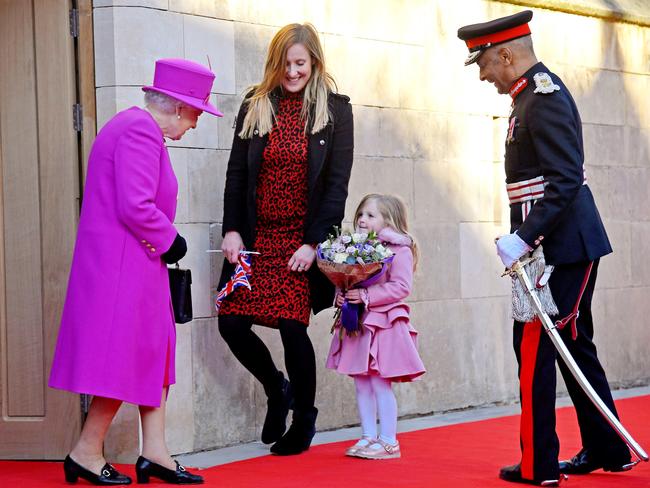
218, 23, 353, 455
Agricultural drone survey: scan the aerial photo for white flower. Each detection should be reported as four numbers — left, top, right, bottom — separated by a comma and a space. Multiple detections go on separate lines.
375, 244, 386, 254
320, 239, 331, 249
345, 246, 357, 254
341, 235, 352, 244
352, 233, 364, 243
358, 232, 368, 241
333, 253, 348, 264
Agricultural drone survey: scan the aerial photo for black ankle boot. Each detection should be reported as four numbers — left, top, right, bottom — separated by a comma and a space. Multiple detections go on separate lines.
270, 407, 318, 456
63, 455, 132, 485
135, 456, 203, 484
261, 373, 293, 444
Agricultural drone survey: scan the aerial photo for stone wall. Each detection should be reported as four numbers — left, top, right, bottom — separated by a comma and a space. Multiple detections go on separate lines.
91, 0, 650, 459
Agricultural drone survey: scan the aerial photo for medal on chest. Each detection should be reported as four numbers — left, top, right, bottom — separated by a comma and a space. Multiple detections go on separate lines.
507, 116, 518, 145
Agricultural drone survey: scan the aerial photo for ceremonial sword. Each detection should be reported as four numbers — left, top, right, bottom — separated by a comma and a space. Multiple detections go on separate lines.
505, 258, 649, 466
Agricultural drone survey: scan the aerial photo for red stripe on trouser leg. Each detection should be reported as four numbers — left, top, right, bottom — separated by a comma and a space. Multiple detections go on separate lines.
520, 318, 542, 480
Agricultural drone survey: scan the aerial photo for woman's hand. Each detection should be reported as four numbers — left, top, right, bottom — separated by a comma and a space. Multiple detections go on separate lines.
222, 231, 244, 264
288, 244, 316, 272
335, 291, 345, 307
344, 289, 365, 304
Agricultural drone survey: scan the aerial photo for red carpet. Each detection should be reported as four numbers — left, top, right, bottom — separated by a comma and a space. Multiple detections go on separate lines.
2, 395, 649, 487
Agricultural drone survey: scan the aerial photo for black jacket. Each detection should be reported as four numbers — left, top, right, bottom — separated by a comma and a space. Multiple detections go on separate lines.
220, 90, 354, 314
506, 62, 611, 265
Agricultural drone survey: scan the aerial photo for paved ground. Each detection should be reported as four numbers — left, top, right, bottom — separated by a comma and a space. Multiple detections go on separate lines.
176, 385, 650, 468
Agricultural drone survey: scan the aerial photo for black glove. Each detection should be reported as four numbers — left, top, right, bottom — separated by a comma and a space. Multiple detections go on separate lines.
161, 234, 187, 264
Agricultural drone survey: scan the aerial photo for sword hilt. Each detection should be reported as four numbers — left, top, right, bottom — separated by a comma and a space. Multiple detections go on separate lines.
501, 256, 538, 277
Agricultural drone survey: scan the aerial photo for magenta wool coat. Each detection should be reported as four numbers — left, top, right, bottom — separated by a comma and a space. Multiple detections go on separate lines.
49, 107, 179, 407
326, 228, 426, 382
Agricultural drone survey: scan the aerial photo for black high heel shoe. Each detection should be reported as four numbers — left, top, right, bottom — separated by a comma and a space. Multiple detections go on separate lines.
135, 456, 203, 485
63, 455, 132, 485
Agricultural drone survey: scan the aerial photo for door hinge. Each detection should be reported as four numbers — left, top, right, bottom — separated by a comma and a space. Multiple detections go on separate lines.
69, 8, 79, 38
73, 103, 83, 132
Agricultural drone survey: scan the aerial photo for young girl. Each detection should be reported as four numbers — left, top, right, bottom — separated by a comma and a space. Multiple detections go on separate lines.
325, 193, 426, 459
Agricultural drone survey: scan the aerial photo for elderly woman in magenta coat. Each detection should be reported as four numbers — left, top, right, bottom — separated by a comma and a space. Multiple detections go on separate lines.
48, 59, 221, 486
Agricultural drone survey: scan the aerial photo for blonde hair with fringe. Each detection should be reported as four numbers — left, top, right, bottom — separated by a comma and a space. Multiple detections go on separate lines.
353, 194, 419, 271
239, 23, 336, 138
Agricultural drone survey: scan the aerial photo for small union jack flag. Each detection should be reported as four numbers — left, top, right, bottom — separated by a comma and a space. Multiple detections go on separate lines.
215, 254, 252, 312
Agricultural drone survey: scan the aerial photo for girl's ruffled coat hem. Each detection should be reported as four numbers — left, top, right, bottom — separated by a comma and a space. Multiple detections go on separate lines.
325, 311, 425, 382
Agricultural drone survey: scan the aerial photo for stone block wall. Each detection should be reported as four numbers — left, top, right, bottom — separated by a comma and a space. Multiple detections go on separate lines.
91, 0, 650, 459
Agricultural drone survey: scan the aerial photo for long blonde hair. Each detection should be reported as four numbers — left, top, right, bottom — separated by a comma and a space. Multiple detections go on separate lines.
240, 23, 336, 138
354, 193, 419, 271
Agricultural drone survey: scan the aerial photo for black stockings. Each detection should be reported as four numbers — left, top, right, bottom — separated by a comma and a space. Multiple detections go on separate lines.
218, 315, 316, 410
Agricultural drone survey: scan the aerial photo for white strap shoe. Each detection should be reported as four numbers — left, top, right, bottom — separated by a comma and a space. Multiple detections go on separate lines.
345, 437, 375, 457
355, 439, 401, 460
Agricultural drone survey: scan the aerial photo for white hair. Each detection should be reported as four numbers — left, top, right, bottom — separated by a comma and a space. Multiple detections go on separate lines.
144, 90, 186, 114
503, 35, 535, 56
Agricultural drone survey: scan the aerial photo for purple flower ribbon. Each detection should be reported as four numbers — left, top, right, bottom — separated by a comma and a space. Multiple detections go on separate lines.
340, 255, 393, 335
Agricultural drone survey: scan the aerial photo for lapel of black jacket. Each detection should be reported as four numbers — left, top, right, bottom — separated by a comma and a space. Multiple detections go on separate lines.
247, 134, 267, 188
246, 91, 279, 188
307, 98, 333, 195
307, 126, 330, 195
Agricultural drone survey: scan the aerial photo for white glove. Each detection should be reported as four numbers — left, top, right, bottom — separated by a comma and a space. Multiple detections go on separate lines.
495, 233, 533, 268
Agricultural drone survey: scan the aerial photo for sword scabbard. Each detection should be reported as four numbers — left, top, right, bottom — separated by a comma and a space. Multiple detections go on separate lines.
509, 260, 649, 462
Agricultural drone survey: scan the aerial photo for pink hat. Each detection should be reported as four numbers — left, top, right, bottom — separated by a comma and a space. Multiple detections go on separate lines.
142, 58, 223, 117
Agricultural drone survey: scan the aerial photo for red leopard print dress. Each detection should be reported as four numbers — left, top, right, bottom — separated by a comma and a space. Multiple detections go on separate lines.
219, 92, 311, 328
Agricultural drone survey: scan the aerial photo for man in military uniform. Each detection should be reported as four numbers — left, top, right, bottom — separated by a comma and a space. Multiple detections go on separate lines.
457, 10, 632, 486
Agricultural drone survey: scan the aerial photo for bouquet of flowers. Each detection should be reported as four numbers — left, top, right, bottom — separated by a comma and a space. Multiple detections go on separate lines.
317, 228, 394, 336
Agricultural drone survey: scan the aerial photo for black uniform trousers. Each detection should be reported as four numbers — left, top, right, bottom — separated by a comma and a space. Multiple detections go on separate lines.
513, 259, 630, 481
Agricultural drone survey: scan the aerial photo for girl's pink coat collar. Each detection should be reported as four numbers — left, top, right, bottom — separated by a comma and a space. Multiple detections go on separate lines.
378, 227, 411, 247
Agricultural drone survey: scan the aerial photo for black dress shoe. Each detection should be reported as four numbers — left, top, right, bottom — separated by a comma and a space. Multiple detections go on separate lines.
499, 463, 564, 486
63, 455, 132, 485
135, 456, 203, 485
559, 447, 633, 474
270, 407, 318, 456
261, 374, 293, 444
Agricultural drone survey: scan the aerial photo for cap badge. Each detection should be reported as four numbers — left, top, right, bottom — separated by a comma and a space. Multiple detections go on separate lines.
533, 72, 560, 94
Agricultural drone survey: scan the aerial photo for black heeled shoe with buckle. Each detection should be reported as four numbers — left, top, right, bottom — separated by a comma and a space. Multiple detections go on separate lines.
63, 455, 132, 485
135, 456, 203, 485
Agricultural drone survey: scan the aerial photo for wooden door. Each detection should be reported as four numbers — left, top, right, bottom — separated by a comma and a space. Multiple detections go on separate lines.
0, 0, 82, 459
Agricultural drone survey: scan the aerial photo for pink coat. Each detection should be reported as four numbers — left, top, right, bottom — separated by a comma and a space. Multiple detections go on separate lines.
325, 228, 426, 382
49, 107, 179, 407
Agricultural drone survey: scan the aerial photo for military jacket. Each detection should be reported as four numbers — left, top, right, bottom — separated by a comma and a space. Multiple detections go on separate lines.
505, 62, 611, 265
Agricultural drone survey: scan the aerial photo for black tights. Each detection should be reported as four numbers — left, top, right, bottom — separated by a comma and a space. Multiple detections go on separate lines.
218, 315, 316, 411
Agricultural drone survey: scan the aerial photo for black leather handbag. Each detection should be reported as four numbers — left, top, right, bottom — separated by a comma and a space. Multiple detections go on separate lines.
168, 263, 193, 324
